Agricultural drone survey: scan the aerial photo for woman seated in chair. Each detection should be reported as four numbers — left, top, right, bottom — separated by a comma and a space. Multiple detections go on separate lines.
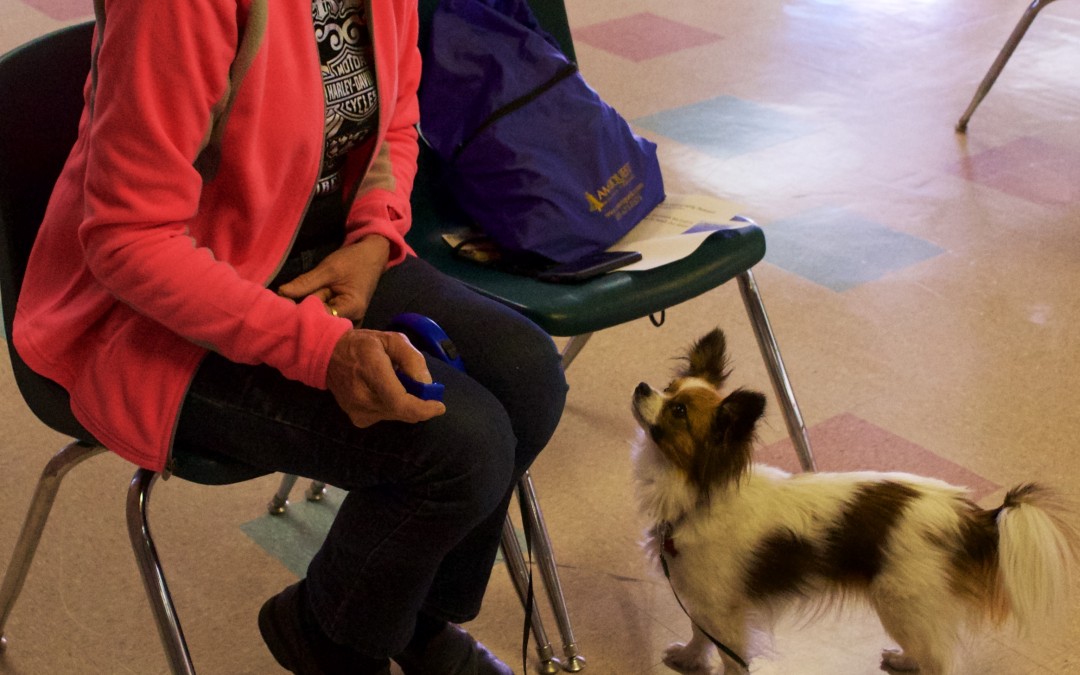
12, 2, 567, 674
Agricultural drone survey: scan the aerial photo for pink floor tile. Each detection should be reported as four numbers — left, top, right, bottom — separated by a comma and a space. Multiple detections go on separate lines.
952, 136, 1080, 206
759, 413, 1000, 500
573, 12, 722, 62
18, 0, 92, 20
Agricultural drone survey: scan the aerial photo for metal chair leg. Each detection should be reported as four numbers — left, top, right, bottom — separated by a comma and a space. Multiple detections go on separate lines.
305, 481, 326, 502
267, 473, 299, 515
500, 516, 562, 674
559, 333, 593, 370
956, 0, 1059, 132
268, 475, 327, 516
127, 469, 196, 675
517, 472, 586, 672
737, 270, 817, 472
0, 441, 106, 653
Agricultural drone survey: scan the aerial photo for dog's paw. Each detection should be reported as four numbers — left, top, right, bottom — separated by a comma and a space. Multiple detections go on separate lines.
662, 641, 712, 673
880, 648, 919, 672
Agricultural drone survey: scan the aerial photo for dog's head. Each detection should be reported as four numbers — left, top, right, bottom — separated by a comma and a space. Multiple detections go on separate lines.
632, 329, 766, 498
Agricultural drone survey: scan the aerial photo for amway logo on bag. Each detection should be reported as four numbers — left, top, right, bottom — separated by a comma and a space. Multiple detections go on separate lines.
586, 163, 645, 222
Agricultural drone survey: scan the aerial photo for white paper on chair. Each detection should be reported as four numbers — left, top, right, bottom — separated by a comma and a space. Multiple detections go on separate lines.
439, 193, 750, 272
605, 193, 748, 271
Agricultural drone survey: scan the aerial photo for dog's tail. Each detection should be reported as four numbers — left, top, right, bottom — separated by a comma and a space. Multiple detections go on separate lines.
996, 484, 1077, 631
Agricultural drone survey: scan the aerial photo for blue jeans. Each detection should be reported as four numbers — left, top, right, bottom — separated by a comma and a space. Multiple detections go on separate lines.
174, 253, 568, 658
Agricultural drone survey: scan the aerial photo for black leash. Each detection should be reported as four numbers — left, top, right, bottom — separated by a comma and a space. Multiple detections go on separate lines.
656, 523, 750, 673
521, 522, 535, 675
515, 482, 541, 675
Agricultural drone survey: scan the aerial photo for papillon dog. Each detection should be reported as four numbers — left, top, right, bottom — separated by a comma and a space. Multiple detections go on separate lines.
631, 328, 1076, 675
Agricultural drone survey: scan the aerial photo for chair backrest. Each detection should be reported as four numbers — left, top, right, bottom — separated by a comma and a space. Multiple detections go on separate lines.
0, 22, 94, 436
0, 22, 92, 336
417, 0, 577, 63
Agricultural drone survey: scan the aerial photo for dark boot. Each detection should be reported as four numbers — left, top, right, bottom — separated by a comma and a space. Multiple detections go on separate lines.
394, 621, 513, 675
258, 581, 391, 675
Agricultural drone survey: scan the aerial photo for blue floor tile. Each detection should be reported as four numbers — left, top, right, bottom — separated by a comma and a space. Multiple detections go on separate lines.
240, 486, 345, 576
634, 95, 811, 159
241, 486, 520, 576
763, 207, 944, 291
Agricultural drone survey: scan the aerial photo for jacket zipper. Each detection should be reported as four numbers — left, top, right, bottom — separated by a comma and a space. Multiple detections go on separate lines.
265, 12, 329, 287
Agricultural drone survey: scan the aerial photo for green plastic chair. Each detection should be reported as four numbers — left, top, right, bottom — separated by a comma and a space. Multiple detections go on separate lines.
405, 0, 816, 464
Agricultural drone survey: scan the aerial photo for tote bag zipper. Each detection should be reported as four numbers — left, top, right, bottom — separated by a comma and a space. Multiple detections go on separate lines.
450, 62, 579, 163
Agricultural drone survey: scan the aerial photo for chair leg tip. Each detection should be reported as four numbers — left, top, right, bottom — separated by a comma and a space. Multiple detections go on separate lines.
0, 634, 8, 654
267, 496, 288, 515
535, 657, 561, 674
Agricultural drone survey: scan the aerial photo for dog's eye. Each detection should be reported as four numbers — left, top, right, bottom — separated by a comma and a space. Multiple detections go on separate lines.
670, 403, 687, 419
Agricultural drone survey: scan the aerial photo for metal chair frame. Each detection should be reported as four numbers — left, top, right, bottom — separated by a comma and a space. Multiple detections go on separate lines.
957, 0, 1062, 131
0, 439, 213, 675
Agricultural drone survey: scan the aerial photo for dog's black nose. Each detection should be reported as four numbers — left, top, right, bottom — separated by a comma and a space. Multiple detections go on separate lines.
634, 382, 651, 398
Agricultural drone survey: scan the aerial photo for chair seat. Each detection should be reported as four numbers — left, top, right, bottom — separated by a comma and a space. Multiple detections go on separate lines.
168, 446, 270, 486
7, 350, 268, 486
408, 151, 766, 337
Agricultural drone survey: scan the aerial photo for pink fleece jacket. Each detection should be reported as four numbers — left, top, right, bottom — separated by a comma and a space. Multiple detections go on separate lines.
13, 0, 421, 472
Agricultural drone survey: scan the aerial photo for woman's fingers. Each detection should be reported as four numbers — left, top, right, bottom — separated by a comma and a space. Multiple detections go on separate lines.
326, 329, 446, 427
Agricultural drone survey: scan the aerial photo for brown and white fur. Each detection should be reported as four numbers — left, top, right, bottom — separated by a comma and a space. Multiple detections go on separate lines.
631, 329, 1077, 675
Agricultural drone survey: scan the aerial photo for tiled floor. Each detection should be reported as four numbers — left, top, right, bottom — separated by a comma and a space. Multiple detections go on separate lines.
2, 0, 1080, 673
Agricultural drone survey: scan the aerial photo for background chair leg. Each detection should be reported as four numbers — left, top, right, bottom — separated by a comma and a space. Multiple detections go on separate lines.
956, 0, 1058, 132
559, 333, 593, 370
517, 472, 586, 672
268, 475, 328, 516
0, 441, 105, 653
500, 516, 563, 674
305, 480, 326, 502
127, 469, 196, 675
267, 473, 299, 515
737, 270, 817, 472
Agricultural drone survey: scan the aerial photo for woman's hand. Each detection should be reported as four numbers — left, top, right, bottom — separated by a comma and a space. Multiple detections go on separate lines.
327, 329, 446, 427
278, 235, 390, 322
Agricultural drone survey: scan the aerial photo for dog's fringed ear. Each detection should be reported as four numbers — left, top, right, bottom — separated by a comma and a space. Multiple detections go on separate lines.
691, 389, 766, 497
691, 386, 768, 492
678, 328, 730, 387
717, 389, 766, 445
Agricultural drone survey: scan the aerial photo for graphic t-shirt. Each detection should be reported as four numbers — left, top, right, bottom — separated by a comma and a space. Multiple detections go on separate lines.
312, 0, 379, 197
